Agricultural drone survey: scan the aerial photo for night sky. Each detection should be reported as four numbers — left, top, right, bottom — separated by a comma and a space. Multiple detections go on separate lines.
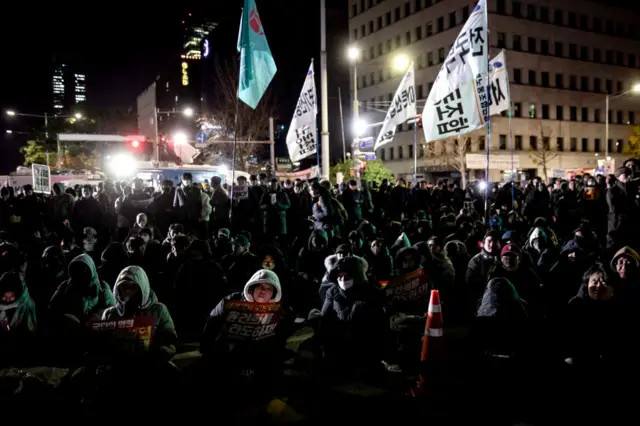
0, 0, 349, 173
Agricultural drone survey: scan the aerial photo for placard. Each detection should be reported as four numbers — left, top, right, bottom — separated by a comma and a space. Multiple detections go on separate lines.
384, 268, 429, 305
223, 301, 282, 341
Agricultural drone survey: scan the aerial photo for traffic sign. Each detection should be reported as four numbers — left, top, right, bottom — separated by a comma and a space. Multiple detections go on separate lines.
359, 137, 374, 150
195, 131, 206, 148
358, 153, 376, 161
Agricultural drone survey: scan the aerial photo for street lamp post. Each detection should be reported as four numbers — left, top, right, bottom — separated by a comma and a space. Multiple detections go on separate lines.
347, 46, 361, 184
6, 110, 83, 169
605, 83, 640, 166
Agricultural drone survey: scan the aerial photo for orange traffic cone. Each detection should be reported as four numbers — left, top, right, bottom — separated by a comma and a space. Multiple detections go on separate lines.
408, 289, 444, 397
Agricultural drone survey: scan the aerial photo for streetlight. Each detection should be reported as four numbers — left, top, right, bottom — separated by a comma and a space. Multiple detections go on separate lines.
183, 107, 195, 117
74, 112, 83, 120
354, 119, 368, 137
605, 83, 640, 163
393, 55, 410, 72
6, 110, 16, 116
347, 45, 361, 61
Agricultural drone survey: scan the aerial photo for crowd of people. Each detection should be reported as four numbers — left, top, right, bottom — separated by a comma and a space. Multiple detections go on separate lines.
0, 161, 639, 417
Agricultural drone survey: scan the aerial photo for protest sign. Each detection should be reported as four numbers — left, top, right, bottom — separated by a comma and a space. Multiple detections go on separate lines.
384, 268, 429, 305
223, 301, 282, 341
91, 316, 154, 351
232, 184, 249, 200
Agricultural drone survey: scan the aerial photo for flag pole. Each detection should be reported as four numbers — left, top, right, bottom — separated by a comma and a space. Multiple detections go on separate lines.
413, 117, 418, 184
483, 3, 491, 221
229, 7, 243, 222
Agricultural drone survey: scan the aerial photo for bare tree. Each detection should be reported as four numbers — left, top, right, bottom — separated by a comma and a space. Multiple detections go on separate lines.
529, 120, 558, 181
195, 60, 277, 171
446, 137, 472, 188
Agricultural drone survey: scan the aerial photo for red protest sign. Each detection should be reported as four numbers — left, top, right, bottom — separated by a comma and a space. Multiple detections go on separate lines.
91, 316, 154, 350
223, 301, 282, 341
384, 268, 429, 305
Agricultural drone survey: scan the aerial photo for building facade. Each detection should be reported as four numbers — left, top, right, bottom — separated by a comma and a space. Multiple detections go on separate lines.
52, 63, 86, 111
348, 0, 640, 182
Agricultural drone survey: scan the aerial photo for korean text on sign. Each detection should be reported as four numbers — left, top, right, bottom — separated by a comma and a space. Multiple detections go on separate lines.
445, 26, 485, 75
434, 88, 470, 136
223, 301, 282, 341
384, 268, 429, 305
91, 316, 154, 350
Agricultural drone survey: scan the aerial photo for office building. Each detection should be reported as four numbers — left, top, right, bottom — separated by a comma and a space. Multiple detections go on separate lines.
52, 63, 87, 111
349, 0, 640, 182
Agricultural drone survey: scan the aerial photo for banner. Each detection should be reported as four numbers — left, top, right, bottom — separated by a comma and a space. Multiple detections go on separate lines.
489, 51, 509, 116
374, 62, 417, 150
275, 165, 319, 181
91, 316, 154, 351
223, 301, 282, 341
383, 268, 428, 305
286, 62, 317, 162
31, 164, 51, 194
422, 0, 488, 142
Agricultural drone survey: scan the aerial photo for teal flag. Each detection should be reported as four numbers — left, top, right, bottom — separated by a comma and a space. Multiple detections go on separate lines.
237, 0, 277, 109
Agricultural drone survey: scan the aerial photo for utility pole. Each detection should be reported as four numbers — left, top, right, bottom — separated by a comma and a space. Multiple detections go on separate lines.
320, 0, 330, 180
338, 87, 346, 162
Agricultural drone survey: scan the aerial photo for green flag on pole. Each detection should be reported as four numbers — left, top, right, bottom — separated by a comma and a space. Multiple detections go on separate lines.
237, 0, 277, 109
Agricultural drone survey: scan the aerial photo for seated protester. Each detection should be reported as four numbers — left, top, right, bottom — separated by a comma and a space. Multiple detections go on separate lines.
102, 266, 177, 361
49, 253, 115, 328
200, 270, 291, 390
609, 246, 640, 304
0, 271, 37, 366
564, 264, 628, 368
162, 223, 185, 249
473, 278, 529, 357
365, 237, 393, 283
165, 235, 189, 282
318, 256, 384, 373
82, 227, 101, 266
319, 244, 369, 303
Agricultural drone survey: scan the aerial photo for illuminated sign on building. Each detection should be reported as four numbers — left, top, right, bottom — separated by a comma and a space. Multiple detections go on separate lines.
181, 62, 189, 86
203, 39, 210, 58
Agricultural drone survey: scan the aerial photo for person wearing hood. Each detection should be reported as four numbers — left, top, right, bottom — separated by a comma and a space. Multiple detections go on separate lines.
319, 244, 369, 302
472, 278, 529, 359
0, 272, 37, 365
609, 246, 640, 304
424, 236, 455, 300
523, 227, 557, 281
102, 266, 177, 361
319, 256, 384, 373
25, 245, 66, 324
49, 253, 115, 325
200, 270, 291, 391
466, 230, 502, 307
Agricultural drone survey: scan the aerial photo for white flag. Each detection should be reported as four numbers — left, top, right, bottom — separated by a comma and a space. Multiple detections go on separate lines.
489, 50, 510, 116
286, 62, 317, 162
374, 62, 417, 150
422, 0, 488, 142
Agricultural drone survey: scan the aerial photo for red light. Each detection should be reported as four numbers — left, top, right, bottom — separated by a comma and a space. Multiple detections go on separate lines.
131, 140, 140, 148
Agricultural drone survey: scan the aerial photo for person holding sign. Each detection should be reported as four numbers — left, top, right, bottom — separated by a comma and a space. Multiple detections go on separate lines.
200, 269, 290, 393
102, 266, 177, 361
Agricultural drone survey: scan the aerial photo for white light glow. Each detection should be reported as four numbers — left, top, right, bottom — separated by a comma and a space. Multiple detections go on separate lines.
74, 113, 83, 119
633, 83, 640, 93
354, 119, 368, 136
6, 110, 16, 116
347, 46, 361, 61
218, 164, 228, 175
183, 107, 195, 117
393, 55, 410, 71
5, 130, 12, 134
478, 181, 487, 190
109, 154, 136, 177
173, 131, 188, 145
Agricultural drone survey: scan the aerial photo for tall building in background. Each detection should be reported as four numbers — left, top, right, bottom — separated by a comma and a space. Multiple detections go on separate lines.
349, 0, 640, 182
51, 62, 87, 111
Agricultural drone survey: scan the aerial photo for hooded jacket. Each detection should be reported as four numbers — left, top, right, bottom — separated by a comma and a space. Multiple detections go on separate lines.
200, 269, 288, 357
102, 266, 177, 358
0, 272, 36, 335
49, 254, 115, 321
319, 254, 369, 302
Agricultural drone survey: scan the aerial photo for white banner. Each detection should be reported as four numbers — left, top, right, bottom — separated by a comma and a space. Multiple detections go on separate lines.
286, 62, 317, 162
466, 154, 520, 170
374, 62, 417, 150
423, 0, 488, 142
489, 51, 509, 116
